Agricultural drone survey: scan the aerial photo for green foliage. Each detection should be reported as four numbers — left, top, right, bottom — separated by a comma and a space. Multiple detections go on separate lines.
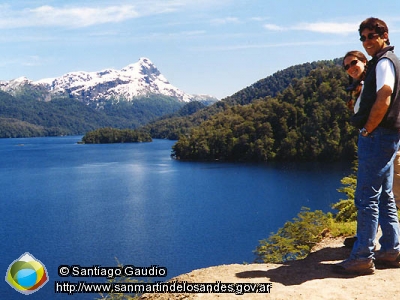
0, 91, 111, 137
144, 60, 344, 141
99, 95, 184, 127
328, 220, 357, 237
174, 101, 207, 117
0, 90, 184, 138
170, 62, 358, 161
331, 199, 357, 222
254, 208, 331, 263
81, 128, 152, 144
332, 160, 358, 222
254, 205, 359, 264
223, 60, 341, 106
141, 101, 227, 140
0, 117, 49, 138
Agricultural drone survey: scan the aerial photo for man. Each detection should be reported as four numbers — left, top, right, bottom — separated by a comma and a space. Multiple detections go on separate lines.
334, 17, 400, 275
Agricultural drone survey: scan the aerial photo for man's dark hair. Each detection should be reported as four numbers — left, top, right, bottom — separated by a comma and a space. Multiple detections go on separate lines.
359, 17, 390, 45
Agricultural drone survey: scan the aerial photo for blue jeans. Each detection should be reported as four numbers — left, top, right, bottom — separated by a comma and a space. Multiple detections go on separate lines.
351, 127, 400, 260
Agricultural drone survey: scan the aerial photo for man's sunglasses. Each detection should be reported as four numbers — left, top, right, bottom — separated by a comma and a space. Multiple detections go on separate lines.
344, 59, 358, 71
360, 33, 379, 42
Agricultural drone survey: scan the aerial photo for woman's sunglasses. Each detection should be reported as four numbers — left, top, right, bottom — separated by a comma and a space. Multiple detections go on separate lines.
360, 33, 379, 42
344, 59, 358, 71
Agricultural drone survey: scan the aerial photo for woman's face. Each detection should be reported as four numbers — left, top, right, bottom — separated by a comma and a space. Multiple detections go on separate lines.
343, 56, 366, 80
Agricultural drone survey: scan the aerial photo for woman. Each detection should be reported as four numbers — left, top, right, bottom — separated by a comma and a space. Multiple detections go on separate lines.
342, 50, 368, 113
342, 51, 368, 249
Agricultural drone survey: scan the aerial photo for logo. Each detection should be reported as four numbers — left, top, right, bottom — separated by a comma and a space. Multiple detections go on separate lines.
5, 252, 49, 295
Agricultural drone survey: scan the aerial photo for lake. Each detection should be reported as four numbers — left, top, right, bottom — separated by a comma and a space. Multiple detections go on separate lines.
0, 136, 352, 299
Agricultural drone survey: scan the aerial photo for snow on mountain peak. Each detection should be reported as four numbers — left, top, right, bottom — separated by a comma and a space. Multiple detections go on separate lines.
0, 76, 32, 92
0, 58, 219, 104
25, 58, 191, 102
14, 76, 32, 83
120, 57, 162, 81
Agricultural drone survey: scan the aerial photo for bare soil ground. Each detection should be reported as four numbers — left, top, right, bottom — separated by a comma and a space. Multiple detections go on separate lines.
141, 234, 400, 300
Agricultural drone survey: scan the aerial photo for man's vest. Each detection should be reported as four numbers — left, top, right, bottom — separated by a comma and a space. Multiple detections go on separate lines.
351, 46, 400, 129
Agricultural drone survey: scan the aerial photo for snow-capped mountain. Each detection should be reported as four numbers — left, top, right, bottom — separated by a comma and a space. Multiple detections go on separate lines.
0, 58, 218, 104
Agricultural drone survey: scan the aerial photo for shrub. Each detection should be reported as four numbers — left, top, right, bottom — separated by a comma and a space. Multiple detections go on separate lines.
254, 208, 331, 263
332, 163, 357, 222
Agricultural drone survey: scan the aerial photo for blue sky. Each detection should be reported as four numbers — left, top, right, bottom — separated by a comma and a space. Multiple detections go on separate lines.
1, 0, 400, 99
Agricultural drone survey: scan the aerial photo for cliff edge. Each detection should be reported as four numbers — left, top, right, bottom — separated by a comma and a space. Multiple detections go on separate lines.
141, 236, 400, 300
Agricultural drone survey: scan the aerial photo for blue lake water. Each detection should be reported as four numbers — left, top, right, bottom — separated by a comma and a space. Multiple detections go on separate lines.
0, 136, 352, 299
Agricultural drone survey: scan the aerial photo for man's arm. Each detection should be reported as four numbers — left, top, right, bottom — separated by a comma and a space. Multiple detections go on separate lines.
364, 85, 392, 133
363, 58, 395, 133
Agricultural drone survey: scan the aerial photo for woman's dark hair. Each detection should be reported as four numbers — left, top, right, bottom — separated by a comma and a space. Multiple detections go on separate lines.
359, 17, 390, 45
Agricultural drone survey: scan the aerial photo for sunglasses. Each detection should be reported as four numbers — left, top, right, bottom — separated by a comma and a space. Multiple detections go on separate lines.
344, 59, 358, 71
360, 33, 379, 42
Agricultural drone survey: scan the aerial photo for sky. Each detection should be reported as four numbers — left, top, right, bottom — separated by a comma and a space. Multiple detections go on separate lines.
1, 0, 400, 100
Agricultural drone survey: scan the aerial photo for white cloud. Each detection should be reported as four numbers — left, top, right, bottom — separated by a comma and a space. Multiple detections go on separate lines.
0, 1, 235, 29
0, 2, 190, 29
32, 5, 139, 27
295, 22, 357, 34
211, 17, 240, 25
251, 17, 269, 22
0, 4, 139, 28
264, 21, 358, 34
264, 24, 285, 31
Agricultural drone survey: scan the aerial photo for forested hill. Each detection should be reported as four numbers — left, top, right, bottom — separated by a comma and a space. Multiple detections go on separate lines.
143, 59, 345, 140
223, 58, 343, 106
164, 58, 358, 162
0, 92, 184, 138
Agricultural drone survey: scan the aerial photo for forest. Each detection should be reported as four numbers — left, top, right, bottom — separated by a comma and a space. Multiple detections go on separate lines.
147, 59, 357, 161
0, 92, 184, 138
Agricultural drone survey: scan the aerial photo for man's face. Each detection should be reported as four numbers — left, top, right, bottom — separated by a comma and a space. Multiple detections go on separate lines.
360, 28, 387, 57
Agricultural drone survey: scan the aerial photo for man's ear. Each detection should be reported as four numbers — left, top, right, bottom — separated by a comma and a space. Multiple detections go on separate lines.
383, 32, 389, 42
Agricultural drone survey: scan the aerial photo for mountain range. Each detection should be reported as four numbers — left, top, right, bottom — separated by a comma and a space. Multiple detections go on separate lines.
0, 57, 346, 144
0, 57, 218, 105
